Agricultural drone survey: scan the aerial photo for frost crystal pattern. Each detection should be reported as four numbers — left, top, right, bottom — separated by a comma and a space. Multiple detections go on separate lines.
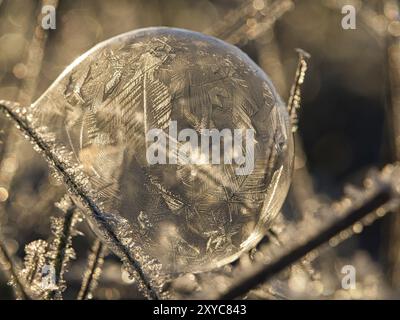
31, 27, 294, 273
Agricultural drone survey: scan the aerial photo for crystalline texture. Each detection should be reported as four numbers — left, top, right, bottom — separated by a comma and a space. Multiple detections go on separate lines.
30, 27, 294, 273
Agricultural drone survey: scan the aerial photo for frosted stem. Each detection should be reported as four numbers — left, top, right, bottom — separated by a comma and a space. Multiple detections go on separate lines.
0, 100, 160, 300
0, 236, 32, 300
220, 184, 392, 299
77, 239, 105, 300
287, 49, 310, 133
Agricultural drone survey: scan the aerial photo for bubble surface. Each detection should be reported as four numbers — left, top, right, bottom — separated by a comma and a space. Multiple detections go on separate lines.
32, 27, 294, 273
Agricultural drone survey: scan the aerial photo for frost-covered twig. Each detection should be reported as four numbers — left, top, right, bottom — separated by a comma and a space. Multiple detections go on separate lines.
219, 183, 393, 299
20, 240, 48, 296
44, 197, 80, 299
77, 239, 105, 300
0, 100, 162, 300
284, 49, 317, 219
287, 49, 310, 133
19, 199, 84, 300
0, 236, 31, 299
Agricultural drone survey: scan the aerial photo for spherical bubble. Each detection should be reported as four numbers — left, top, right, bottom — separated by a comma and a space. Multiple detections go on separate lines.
33, 27, 294, 273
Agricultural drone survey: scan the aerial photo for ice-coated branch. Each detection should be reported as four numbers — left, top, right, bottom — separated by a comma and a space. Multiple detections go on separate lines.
220, 184, 393, 299
77, 239, 105, 300
0, 100, 161, 300
0, 236, 32, 299
287, 49, 310, 133
44, 198, 80, 299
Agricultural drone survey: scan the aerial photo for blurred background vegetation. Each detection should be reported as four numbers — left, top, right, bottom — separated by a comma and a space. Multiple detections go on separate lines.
0, 0, 398, 299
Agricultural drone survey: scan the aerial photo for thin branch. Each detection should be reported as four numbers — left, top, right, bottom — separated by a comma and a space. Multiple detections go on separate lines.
77, 239, 105, 300
0, 237, 31, 299
0, 100, 160, 300
220, 185, 392, 299
44, 200, 79, 300
287, 49, 310, 133
20, 239, 48, 295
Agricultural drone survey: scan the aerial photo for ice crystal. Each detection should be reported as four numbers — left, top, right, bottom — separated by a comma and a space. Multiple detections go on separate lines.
19, 240, 48, 298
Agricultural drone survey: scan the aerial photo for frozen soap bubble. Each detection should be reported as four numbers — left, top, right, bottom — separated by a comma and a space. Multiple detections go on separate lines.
31, 27, 294, 273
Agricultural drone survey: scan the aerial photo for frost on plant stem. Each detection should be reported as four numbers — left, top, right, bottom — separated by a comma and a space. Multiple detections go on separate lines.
287, 49, 310, 133
0, 98, 167, 299
78, 239, 105, 300
20, 240, 48, 298
44, 196, 82, 300
18, 197, 81, 300
0, 236, 31, 299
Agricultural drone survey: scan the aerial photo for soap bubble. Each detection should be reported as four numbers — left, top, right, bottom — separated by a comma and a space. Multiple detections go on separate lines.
31, 27, 294, 273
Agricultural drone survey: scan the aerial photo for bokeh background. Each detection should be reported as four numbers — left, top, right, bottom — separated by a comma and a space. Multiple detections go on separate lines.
0, 0, 399, 299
